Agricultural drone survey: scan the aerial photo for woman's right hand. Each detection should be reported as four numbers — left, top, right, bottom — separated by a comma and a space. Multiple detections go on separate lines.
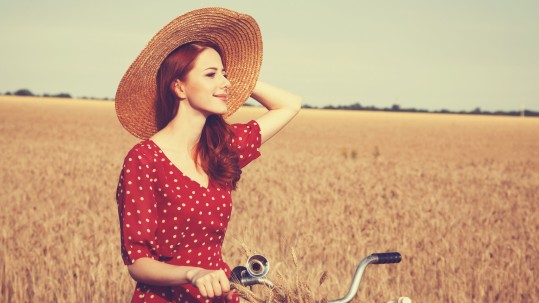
126, 258, 236, 300
187, 268, 234, 300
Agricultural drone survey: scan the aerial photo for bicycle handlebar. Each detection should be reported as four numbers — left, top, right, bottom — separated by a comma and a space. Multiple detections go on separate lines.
371, 252, 402, 264
325, 252, 402, 303
233, 252, 402, 303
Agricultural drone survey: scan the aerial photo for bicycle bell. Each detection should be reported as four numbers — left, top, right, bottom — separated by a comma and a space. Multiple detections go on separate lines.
246, 254, 270, 278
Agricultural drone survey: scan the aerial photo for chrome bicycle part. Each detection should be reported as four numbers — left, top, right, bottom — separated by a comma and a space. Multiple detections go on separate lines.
325, 252, 402, 303
230, 254, 274, 288
231, 251, 403, 302
246, 254, 269, 278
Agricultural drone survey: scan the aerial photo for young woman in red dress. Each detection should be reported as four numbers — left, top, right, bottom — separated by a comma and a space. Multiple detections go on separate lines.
115, 8, 301, 303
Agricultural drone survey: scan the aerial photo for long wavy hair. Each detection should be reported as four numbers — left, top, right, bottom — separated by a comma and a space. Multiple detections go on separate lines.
155, 42, 241, 189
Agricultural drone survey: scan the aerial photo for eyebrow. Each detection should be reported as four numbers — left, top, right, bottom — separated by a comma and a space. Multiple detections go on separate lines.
203, 67, 226, 72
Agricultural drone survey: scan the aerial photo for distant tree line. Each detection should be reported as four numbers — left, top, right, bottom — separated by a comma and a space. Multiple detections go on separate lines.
2, 89, 111, 101
2, 89, 537, 117
303, 102, 539, 117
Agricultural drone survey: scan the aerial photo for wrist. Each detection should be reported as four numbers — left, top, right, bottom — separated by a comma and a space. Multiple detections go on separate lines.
186, 267, 203, 283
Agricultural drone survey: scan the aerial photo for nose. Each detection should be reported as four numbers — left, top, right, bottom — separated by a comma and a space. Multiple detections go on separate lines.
222, 75, 231, 91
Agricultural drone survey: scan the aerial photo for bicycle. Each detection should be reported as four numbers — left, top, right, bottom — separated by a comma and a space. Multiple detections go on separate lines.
231, 252, 411, 303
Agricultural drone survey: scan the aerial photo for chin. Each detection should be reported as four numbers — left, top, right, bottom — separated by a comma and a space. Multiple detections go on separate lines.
214, 104, 228, 115
206, 106, 227, 116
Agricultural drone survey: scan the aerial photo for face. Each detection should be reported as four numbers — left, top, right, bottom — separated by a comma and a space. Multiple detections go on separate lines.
175, 48, 231, 116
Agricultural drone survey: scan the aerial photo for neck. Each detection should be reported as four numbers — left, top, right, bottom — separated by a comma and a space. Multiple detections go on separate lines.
156, 103, 208, 154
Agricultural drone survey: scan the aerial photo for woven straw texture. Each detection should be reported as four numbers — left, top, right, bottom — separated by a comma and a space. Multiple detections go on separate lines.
115, 7, 263, 139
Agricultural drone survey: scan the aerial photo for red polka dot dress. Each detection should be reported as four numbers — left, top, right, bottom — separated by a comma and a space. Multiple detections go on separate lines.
116, 120, 261, 303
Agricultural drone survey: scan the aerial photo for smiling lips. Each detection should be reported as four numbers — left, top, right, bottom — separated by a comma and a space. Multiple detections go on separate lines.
214, 94, 228, 102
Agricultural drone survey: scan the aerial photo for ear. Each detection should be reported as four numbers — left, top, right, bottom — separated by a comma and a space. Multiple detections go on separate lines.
171, 79, 187, 99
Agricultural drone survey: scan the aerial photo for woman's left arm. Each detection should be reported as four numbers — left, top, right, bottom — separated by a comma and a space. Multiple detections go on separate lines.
251, 81, 302, 144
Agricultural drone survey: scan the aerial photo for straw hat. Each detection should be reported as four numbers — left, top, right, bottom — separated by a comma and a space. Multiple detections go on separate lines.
115, 7, 263, 139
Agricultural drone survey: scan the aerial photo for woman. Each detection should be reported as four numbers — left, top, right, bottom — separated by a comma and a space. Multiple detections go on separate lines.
115, 8, 301, 303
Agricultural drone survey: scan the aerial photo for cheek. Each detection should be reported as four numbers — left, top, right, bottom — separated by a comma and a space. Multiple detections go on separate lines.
186, 82, 216, 106
190, 81, 212, 96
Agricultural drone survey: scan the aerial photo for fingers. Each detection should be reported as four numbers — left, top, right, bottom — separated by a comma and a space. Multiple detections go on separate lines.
211, 278, 222, 297
220, 276, 231, 293
197, 283, 208, 298
205, 281, 215, 298
226, 289, 236, 301
192, 269, 230, 298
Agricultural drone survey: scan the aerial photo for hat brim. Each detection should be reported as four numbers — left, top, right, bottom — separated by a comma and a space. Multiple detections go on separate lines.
115, 7, 263, 139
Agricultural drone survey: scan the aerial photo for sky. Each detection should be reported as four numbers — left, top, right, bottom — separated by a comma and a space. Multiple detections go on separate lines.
1, 0, 538, 112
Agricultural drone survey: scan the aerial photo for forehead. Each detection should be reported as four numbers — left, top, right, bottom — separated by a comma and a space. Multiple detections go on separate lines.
192, 48, 224, 70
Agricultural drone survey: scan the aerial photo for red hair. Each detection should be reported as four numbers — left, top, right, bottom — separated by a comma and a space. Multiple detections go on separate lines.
156, 42, 241, 189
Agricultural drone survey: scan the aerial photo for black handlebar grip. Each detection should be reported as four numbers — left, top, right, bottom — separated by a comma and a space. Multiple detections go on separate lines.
372, 252, 402, 264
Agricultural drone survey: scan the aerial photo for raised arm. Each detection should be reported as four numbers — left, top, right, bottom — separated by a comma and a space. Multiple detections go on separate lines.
251, 81, 302, 144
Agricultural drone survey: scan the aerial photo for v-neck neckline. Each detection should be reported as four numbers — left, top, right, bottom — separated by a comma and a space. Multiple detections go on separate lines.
147, 139, 211, 190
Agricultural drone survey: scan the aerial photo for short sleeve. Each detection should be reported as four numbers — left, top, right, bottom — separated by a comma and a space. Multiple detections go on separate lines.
230, 120, 262, 168
116, 149, 159, 265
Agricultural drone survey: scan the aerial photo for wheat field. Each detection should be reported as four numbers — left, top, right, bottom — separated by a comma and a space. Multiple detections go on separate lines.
1, 96, 538, 302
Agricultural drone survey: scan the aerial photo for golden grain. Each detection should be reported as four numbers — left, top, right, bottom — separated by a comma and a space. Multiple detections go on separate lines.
1, 96, 538, 302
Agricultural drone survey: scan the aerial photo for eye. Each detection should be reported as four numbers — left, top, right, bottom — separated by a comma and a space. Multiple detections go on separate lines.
222, 72, 228, 79
205, 72, 216, 78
